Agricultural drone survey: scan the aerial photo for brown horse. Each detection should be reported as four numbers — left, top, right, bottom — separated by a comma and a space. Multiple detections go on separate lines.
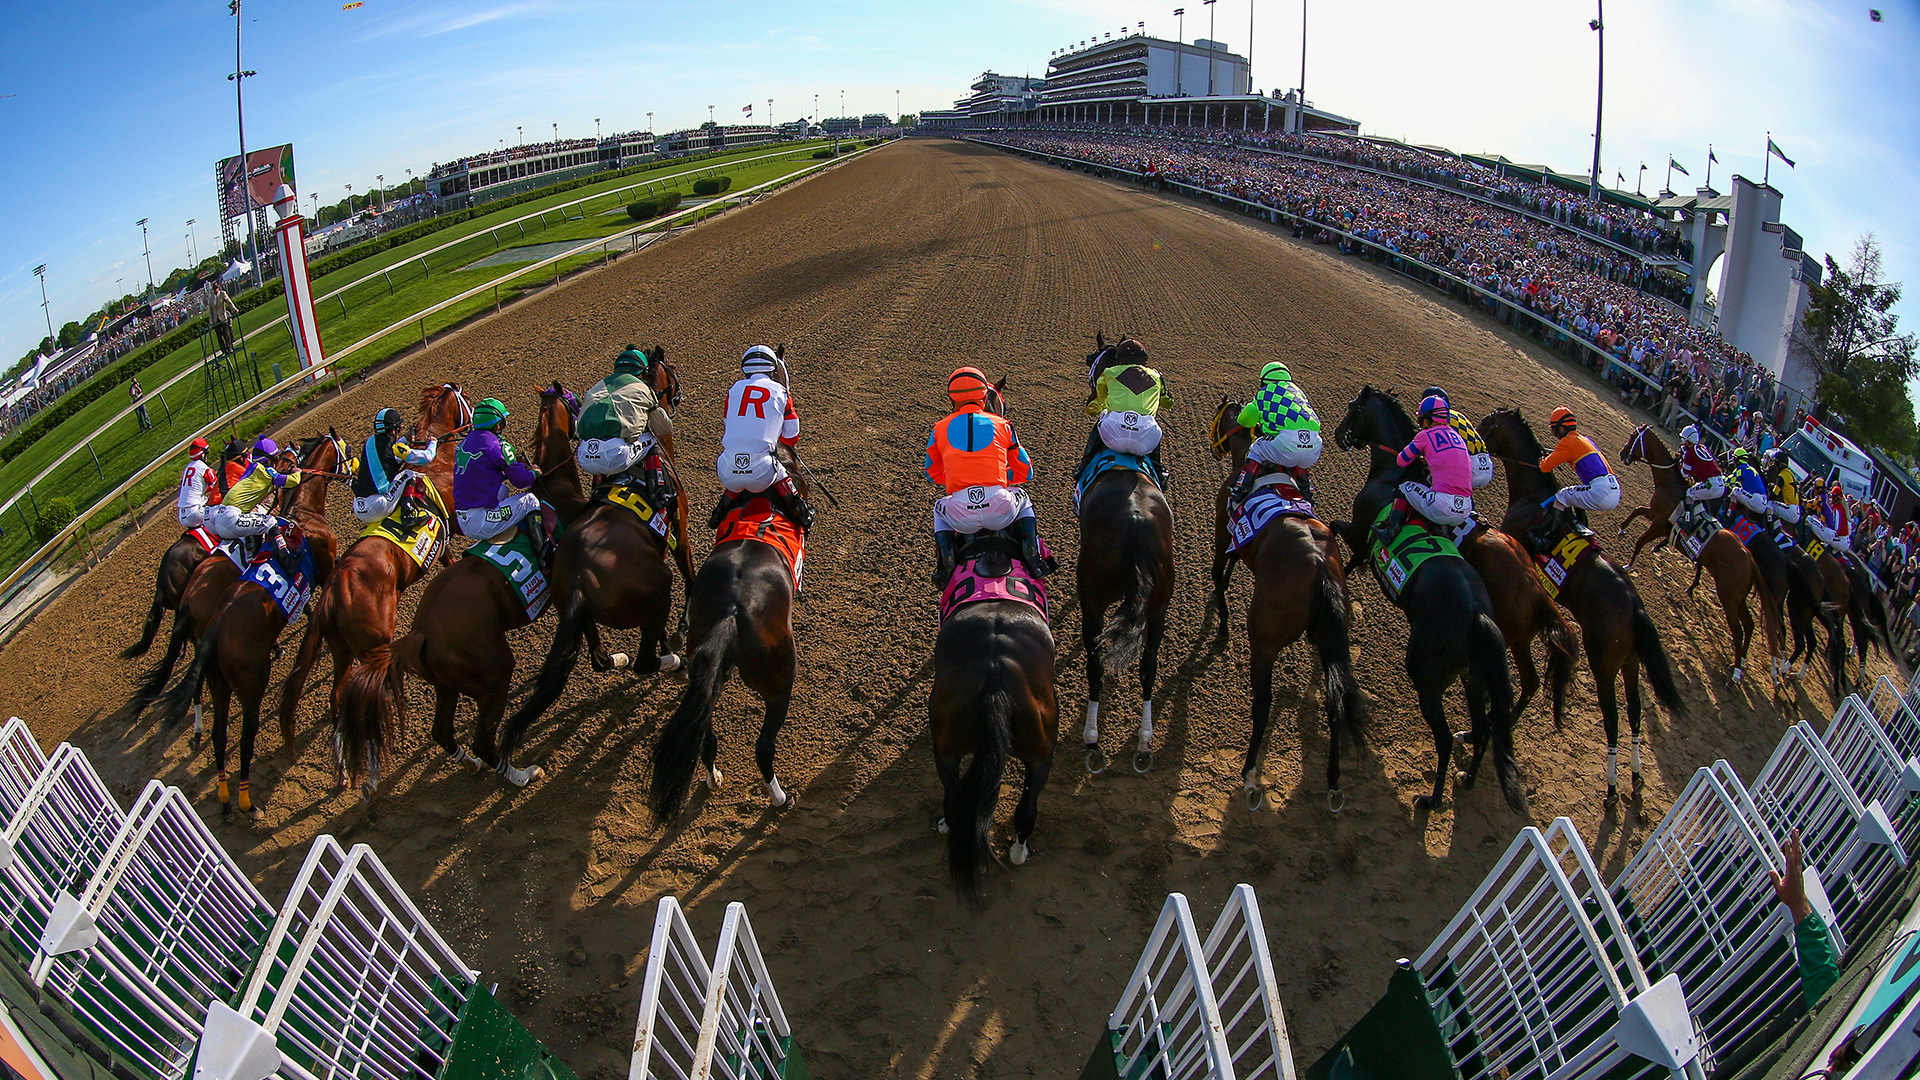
277, 384, 470, 796
1481, 408, 1686, 810
1077, 460, 1174, 775
153, 432, 347, 821
329, 384, 587, 804
494, 348, 692, 783
1207, 399, 1370, 811
1618, 425, 1783, 682
122, 533, 213, 660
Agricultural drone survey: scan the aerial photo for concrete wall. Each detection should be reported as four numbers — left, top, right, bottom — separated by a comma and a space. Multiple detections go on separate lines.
1145, 43, 1248, 97
1715, 175, 1814, 393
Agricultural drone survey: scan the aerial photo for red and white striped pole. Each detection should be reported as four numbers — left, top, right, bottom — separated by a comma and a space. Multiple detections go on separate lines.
270, 183, 327, 378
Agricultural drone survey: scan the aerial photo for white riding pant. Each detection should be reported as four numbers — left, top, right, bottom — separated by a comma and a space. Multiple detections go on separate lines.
1248, 429, 1323, 470
1684, 476, 1727, 502
578, 433, 657, 477
1553, 473, 1622, 512
205, 504, 276, 539
456, 492, 539, 541
1731, 488, 1773, 517
933, 485, 1034, 534
1469, 453, 1494, 489
1096, 411, 1162, 455
1807, 519, 1841, 546
1399, 482, 1473, 527
1771, 501, 1803, 526
718, 449, 788, 493
177, 505, 207, 530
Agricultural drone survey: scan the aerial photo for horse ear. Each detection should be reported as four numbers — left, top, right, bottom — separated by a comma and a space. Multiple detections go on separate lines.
995, 377, 1008, 393
775, 343, 786, 359
1096, 330, 1106, 349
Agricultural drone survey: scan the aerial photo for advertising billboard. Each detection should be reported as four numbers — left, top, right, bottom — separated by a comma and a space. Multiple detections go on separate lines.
216, 143, 296, 219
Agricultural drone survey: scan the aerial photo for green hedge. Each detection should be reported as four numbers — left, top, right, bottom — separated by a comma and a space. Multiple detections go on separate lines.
35, 496, 75, 542
625, 192, 684, 220
691, 175, 734, 196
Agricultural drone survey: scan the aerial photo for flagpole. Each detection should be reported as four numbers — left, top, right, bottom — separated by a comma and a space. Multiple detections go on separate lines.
1763, 131, 1769, 187
1664, 159, 1671, 193
1704, 144, 1712, 191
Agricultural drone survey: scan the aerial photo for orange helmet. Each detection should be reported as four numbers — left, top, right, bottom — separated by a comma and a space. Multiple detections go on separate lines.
947, 366, 990, 406
1548, 406, 1577, 431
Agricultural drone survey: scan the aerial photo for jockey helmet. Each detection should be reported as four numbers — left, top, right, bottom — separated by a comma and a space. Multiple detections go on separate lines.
1113, 338, 1148, 364
1259, 361, 1291, 384
741, 345, 779, 377
1832, 482, 1844, 495
1681, 424, 1700, 445
373, 407, 402, 436
189, 438, 209, 458
614, 346, 649, 375
948, 366, 990, 406
1732, 447, 1749, 462
470, 398, 510, 429
254, 437, 280, 458
1422, 385, 1449, 403
1548, 406, 1577, 432
1418, 395, 1451, 425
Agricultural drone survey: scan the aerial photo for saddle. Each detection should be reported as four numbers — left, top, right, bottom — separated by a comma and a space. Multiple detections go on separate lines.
1669, 502, 1723, 562
1226, 486, 1316, 553
1073, 449, 1163, 513
599, 478, 679, 552
183, 526, 220, 554
1530, 516, 1602, 600
716, 496, 806, 591
240, 538, 318, 623
465, 526, 554, 621
1368, 505, 1462, 604
362, 505, 446, 570
940, 531, 1049, 624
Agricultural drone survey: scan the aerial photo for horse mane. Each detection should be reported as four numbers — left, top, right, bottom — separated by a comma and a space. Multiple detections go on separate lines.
1491, 407, 1544, 460
1366, 385, 1414, 431
417, 384, 446, 415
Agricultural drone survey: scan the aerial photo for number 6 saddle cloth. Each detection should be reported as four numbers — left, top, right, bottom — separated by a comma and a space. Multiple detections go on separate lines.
463, 527, 554, 622
1368, 505, 1465, 605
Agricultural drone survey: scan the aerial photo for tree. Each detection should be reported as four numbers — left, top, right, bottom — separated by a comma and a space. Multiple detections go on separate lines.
898, 113, 918, 127
1790, 234, 1919, 456
56, 321, 84, 349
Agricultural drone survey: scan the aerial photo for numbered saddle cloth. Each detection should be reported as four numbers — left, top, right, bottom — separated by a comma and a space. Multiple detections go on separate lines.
716, 496, 805, 592
1072, 448, 1163, 514
1227, 486, 1315, 553
1669, 503, 1722, 562
940, 555, 1049, 624
1797, 521, 1830, 561
1531, 519, 1603, 600
464, 527, 552, 621
1368, 505, 1463, 604
598, 479, 678, 552
360, 509, 447, 571
239, 542, 319, 623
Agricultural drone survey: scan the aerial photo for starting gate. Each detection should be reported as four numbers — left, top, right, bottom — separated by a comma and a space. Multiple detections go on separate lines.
1863, 674, 1920, 760
1822, 694, 1920, 857
630, 897, 805, 1080
0, 716, 48, 820
0, 744, 126, 964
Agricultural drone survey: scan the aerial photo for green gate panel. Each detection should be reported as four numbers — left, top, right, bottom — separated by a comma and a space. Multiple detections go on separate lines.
437, 985, 580, 1080
1304, 965, 1458, 1080
1078, 1031, 1122, 1080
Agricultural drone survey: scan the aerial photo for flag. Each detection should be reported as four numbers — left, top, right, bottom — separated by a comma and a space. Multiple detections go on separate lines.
1767, 138, 1794, 168
1668, 156, 1689, 177
341, 2, 362, 8
1616, 171, 1624, 187
1708, 147, 1718, 164
742, 104, 753, 116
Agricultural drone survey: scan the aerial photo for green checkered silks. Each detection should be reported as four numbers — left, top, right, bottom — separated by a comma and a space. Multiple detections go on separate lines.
1238, 382, 1321, 439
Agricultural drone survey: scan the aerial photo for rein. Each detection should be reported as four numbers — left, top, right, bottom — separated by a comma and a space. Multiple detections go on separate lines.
1624, 428, 1680, 474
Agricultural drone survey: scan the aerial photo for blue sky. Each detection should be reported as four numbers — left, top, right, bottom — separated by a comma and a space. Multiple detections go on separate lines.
2, 0, 1916, 363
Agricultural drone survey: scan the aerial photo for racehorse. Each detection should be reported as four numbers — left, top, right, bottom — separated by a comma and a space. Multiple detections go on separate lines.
1328, 387, 1578, 728
278, 384, 470, 800
153, 431, 347, 821
930, 380, 1058, 903
1207, 398, 1369, 811
122, 533, 213, 660
648, 448, 809, 823
332, 384, 585, 805
1817, 546, 1896, 687
1077, 431, 1174, 774
1480, 408, 1686, 809
1617, 425, 1783, 682
494, 347, 691, 783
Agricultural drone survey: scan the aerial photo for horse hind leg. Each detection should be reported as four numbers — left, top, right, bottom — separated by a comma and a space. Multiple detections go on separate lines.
1413, 682, 1452, 812
1241, 641, 1281, 811
1133, 611, 1165, 774
1082, 603, 1107, 774
1008, 754, 1054, 866
755, 694, 793, 808
1623, 666, 1646, 821
1595, 677, 1623, 809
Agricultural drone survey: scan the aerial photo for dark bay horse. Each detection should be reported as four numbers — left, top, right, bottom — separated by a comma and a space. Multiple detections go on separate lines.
1077, 461, 1173, 775
648, 468, 810, 823
280, 384, 469, 799
154, 432, 347, 821
123, 532, 212, 660
1328, 387, 1578, 729
1207, 399, 1368, 811
495, 348, 692, 784
1618, 425, 1783, 682
1480, 408, 1686, 809
336, 384, 585, 803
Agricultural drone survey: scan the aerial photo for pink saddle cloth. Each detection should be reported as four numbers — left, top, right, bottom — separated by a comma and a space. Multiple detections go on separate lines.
939, 556, 1050, 624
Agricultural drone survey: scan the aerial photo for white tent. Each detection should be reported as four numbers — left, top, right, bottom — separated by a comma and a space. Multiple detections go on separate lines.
20, 353, 48, 390
219, 258, 252, 284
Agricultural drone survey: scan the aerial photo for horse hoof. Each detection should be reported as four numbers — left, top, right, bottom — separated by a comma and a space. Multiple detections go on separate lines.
222, 804, 236, 825
1085, 748, 1107, 774
1009, 840, 1030, 866
706, 767, 723, 791
608, 653, 631, 670
934, 816, 948, 835
1413, 795, 1441, 812
191, 734, 202, 751
498, 761, 543, 787
1132, 751, 1154, 775
766, 778, 790, 808
1328, 789, 1347, 814
249, 807, 264, 825
1731, 667, 1744, 683
1604, 788, 1620, 808
1244, 787, 1266, 812
657, 653, 682, 673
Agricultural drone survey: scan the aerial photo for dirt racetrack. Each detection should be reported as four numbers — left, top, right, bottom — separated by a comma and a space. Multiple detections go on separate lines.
0, 139, 1893, 1078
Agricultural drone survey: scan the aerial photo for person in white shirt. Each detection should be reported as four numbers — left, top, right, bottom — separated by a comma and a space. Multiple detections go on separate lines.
712, 345, 814, 531
176, 437, 218, 529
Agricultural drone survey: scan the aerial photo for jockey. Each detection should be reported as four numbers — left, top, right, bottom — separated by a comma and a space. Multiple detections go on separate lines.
926, 366, 1051, 585
219, 439, 253, 498
1074, 338, 1168, 488
1678, 424, 1726, 503
1730, 448, 1773, 519
1422, 385, 1493, 488
1806, 483, 1845, 547
1375, 394, 1473, 547
452, 398, 548, 552
1539, 406, 1621, 531
1764, 449, 1803, 526
1231, 361, 1321, 502
713, 345, 814, 531
578, 345, 674, 494
206, 438, 302, 569
176, 438, 221, 530
351, 407, 437, 526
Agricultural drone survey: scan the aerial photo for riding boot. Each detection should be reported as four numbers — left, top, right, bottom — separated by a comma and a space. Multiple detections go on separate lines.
769, 477, 816, 532
1531, 497, 1563, 552
1289, 466, 1315, 503
1371, 500, 1407, 555
1147, 444, 1169, 492
708, 491, 739, 531
1229, 460, 1260, 503
1073, 427, 1103, 486
265, 522, 296, 572
521, 511, 550, 564
1008, 516, 1055, 578
932, 530, 960, 588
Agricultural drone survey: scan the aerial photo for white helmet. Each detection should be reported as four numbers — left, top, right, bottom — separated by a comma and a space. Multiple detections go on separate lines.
1681, 424, 1700, 445
741, 345, 779, 377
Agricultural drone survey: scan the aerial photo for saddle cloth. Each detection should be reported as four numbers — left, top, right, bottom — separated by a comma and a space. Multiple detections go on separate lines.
1668, 502, 1722, 562
1797, 521, 1830, 561
1532, 520, 1603, 600
599, 479, 679, 552
940, 554, 1049, 624
361, 510, 446, 571
1368, 505, 1462, 604
1073, 449, 1163, 514
464, 527, 553, 621
1227, 485, 1315, 553
183, 526, 220, 554
717, 496, 805, 591
239, 541, 318, 623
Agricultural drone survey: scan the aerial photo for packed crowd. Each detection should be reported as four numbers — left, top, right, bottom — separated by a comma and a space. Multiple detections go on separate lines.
1, 288, 218, 437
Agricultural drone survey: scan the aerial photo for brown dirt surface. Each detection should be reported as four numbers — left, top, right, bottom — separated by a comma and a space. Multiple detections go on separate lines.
0, 139, 1891, 1079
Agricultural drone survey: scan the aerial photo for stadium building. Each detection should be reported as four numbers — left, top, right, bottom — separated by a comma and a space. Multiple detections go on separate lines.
426, 137, 605, 203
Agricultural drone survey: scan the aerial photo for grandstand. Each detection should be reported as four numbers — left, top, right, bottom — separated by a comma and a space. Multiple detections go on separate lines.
423, 123, 795, 207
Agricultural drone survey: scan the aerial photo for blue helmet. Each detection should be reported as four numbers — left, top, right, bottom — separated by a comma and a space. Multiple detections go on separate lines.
1418, 395, 1450, 425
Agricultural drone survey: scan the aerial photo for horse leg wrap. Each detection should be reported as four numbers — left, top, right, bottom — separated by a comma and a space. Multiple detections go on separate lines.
1630, 734, 1643, 777
1606, 747, 1619, 790
766, 776, 787, 807
1083, 701, 1099, 746
1138, 700, 1154, 753
216, 772, 230, 804
236, 779, 252, 813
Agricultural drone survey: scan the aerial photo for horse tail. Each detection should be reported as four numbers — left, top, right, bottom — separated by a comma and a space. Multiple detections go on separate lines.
1307, 562, 1365, 749
650, 615, 738, 825
157, 615, 223, 730
122, 564, 171, 659
336, 645, 398, 787
499, 588, 590, 760
949, 679, 1012, 906
1632, 599, 1686, 719
1543, 607, 1577, 725
1748, 548, 1785, 659
1468, 612, 1523, 811
1096, 529, 1160, 673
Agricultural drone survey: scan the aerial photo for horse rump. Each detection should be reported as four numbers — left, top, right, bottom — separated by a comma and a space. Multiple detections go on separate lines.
650, 615, 739, 825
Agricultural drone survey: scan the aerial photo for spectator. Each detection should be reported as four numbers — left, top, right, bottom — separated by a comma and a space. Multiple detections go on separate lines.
1770, 829, 1839, 1008
209, 283, 240, 355
130, 375, 150, 433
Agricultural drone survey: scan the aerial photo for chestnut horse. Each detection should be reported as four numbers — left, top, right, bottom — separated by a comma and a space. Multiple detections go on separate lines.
495, 348, 692, 782
1480, 408, 1685, 810
277, 384, 469, 799
1208, 398, 1370, 811
154, 432, 348, 821
1617, 425, 1783, 682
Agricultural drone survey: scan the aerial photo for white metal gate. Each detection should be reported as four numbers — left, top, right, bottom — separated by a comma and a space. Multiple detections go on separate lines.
0, 743, 126, 963
0, 715, 48, 820
1823, 693, 1920, 857
629, 897, 802, 1080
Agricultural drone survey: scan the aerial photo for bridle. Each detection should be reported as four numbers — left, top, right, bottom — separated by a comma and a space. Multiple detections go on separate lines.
1209, 399, 1242, 460
1622, 426, 1678, 473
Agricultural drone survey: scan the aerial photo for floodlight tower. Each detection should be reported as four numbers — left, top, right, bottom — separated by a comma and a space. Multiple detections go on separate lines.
1204, 0, 1217, 95
136, 218, 155, 295
1588, 1, 1604, 201
33, 264, 53, 344
228, 0, 262, 287
1174, 9, 1186, 98
187, 218, 198, 265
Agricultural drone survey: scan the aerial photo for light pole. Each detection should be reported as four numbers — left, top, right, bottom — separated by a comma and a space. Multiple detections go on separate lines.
768, 98, 774, 130
344, 183, 354, 216
1205, 0, 1217, 95
516, 125, 523, 146
1588, 1, 1604, 201
308, 193, 318, 221
895, 89, 900, 123
708, 104, 715, 127
595, 117, 601, 141
228, 0, 261, 287
375, 175, 384, 212
1299, 0, 1307, 116
136, 218, 155, 296
840, 89, 845, 118
1247, 0, 1254, 88
33, 264, 53, 346
1174, 8, 1186, 98
646, 111, 653, 134
186, 218, 198, 265
552, 122, 558, 142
